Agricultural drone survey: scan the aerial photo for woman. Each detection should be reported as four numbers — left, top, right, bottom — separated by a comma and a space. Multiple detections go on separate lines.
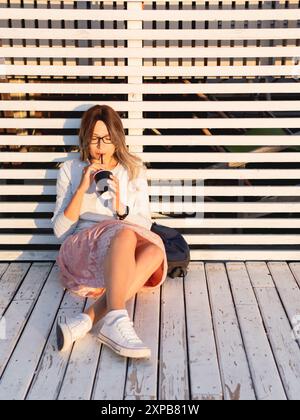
51, 105, 168, 359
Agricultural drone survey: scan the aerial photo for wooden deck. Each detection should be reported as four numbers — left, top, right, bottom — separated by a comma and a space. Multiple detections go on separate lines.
0, 261, 299, 400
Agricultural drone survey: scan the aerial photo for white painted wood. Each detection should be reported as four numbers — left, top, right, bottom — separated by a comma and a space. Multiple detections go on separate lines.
159, 277, 189, 400
2, 83, 300, 95
246, 262, 276, 288
0, 263, 31, 311
2, 46, 300, 59
184, 235, 300, 246
1, 168, 299, 180
86, 0, 292, 3
1, 134, 300, 147
227, 262, 287, 400
124, 287, 161, 400
289, 263, 300, 289
184, 263, 223, 400
3, 99, 300, 112
28, 0, 292, 4
2, 233, 300, 246
1, 201, 300, 219
1, 28, 299, 41
26, 306, 84, 400
127, 1, 143, 153
2, 151, 300, 163
57, 302, 101, 400
2, 64, 300, 77
0, 0, 299, 262
0, 260, 299, 399
3, 8, 300, 21
0, 251, 59, 261
26, 286, 87, 400
1, 117, 300, 129
206, 263, 256, 400
0, 263, 52, 377
247, 263, 300, 400
267, 262, 300, 328
0, 265, 64, 400
0, 263, 9, 282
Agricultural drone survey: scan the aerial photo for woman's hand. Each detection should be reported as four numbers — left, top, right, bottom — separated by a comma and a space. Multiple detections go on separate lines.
107, 174, 126, 215
78, 159, 107, 194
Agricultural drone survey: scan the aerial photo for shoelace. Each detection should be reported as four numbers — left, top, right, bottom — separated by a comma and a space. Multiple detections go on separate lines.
115, 317, 142, 344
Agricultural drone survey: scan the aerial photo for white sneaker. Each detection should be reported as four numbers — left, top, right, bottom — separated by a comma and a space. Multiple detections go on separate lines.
97, 309, 151, 359
56, 313, 93, 352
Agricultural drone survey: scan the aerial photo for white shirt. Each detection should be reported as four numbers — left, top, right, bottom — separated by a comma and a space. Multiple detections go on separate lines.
51, 157, 153, 243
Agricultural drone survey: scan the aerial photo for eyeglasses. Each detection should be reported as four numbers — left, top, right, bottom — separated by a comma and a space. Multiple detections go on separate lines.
90, 135, 113, 146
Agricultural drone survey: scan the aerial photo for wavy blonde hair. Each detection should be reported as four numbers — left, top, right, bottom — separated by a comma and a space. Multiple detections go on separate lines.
79, 104, 145, 181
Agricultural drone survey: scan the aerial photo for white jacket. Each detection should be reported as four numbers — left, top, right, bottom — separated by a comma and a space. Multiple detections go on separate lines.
51, 158, 153, 243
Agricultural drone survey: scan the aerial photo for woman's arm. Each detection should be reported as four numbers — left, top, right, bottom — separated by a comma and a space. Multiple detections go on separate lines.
51, 161, 82, 242
125, 166, 153, 230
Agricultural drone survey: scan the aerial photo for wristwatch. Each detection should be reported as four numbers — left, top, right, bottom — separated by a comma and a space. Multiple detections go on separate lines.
116, 205, 129, 220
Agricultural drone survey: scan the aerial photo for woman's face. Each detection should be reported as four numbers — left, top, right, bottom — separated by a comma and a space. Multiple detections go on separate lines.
88, 120, 116, 163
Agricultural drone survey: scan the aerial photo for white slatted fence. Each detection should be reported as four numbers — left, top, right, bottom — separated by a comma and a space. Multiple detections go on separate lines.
0, 0, 300, 261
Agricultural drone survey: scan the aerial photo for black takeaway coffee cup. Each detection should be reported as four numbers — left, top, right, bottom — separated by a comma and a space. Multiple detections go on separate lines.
91, 156, 113, 198
94, 169, 113, 197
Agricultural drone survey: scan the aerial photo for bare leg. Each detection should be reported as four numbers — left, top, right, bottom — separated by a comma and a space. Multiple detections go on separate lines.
85, 240, 164, 326
103, 228, 137, 311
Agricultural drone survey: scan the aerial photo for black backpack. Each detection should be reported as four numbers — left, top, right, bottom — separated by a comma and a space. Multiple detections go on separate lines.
150, 222, 190, 278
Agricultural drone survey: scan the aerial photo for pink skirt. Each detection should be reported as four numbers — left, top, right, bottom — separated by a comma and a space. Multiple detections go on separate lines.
55, 218, 168, 299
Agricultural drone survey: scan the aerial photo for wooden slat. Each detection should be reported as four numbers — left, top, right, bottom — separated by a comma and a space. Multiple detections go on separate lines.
2, 83, 300, 95
0, 260, 299, 399
289, 262, 300, 289
26, 304, 85, 400
0, 263, 31, 311
1, 134, 300, 147
2, 185, 300, 197
247, 262, 300, 400
1, 168, 299, 180
184, 263, 223, 400
1, 28, 299, 40
206, 263, 255, 400
0, 263, 9, 284
0, 263, 52, 377
2, 151, 300, 163
227, 262, 287, 400
3, 8, 300, 21
3, 100, 300, 112
159, 277, 189, 399
38, 0, 292, 4
0, 266, 64, 400
2, 64, 300, 77
2, 46, 300, 59
2, 201, 300, 215
0, 0, 299, 263
1, 118, 300, 129
267, 262, 300, 329
190, 250, 300, 261
124, 287, 161, 400
57, 298, 102, 400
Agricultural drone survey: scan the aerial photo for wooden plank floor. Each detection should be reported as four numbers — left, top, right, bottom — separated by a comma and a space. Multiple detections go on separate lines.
0, 261, 299, 400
